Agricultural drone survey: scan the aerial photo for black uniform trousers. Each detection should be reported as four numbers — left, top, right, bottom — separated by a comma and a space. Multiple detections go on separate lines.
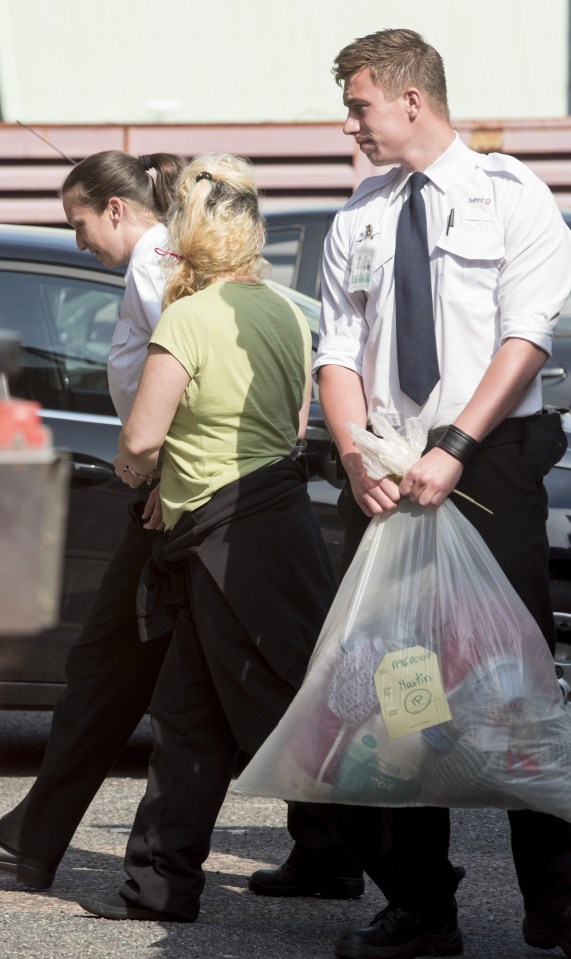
121, 556, 310, 918
0, 499, 170, 870
120, 459, 353, 919
298, 418, 571, 917
0, 498, 357, 878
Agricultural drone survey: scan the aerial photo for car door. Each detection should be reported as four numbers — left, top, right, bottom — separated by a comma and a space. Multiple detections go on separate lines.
542, 294, 571, 411
0, 260, 139, 704
263, 209, 338, 300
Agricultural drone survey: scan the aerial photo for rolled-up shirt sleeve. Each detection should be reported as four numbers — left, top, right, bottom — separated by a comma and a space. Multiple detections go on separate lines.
313, 211, 369, 378
498, 174, 571, 356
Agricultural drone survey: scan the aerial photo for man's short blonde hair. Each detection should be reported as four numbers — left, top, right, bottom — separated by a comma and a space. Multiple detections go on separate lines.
334, 28, 450, 121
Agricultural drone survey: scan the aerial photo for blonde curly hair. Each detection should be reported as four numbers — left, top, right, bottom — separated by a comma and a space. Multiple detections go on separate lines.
162, 153, 269, 305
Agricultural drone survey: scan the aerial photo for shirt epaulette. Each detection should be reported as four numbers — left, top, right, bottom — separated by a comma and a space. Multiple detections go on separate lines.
474, 152, 532, 184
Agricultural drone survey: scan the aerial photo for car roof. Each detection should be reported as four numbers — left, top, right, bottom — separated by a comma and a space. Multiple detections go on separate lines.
0, 223, 123, 276
264, 204, 342, 224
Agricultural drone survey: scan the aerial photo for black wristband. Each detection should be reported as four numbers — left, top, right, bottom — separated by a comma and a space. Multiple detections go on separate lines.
435, 425, 479, 466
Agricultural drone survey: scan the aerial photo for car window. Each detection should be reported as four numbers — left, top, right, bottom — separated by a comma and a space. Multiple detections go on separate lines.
263, 226, 305, 289
0, 268, 123, 415
557, 295, 571, 335
292, 295, 320, 402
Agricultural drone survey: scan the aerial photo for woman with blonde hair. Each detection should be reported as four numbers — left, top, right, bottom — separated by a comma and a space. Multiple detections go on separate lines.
77, 153, 338, 922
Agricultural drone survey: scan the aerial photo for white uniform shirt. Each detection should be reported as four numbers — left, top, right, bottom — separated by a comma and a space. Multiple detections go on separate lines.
314, 135, 571, 428
108, 222, 167, 425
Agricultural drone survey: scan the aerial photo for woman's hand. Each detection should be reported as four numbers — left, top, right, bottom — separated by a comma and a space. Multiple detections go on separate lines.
142, 484, 165, 531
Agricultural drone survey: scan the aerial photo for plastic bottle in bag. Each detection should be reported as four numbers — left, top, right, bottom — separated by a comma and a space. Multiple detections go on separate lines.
332, 713, 425, 803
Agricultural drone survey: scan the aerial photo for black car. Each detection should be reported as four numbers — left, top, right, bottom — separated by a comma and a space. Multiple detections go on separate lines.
0, 224, 336, 708
0, 223, 569, 709
262, 204, 340, 300
542, 298, 571, 412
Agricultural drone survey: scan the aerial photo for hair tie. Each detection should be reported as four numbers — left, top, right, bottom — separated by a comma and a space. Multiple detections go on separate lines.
155, 247, 185, 261
139, 154, 153, 172
196, 171, 213, 183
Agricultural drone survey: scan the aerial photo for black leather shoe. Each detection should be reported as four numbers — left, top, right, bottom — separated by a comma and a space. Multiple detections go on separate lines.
334, 903, 463, 959
0, 842, 55, 890
78, 893, 197, 922
248, 863, 365, 899
523, 906, 571, 958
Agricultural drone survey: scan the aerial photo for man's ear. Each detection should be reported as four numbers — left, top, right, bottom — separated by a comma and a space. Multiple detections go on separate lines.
404, 87, 421, 118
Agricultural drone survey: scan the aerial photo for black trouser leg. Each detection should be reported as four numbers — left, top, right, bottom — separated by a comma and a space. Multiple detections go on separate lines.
121, 600, 240, 919
283, 487, 369, 880
509, 810, 571, 915
291, 802, 459, 906
455, 441, 571, 912
285, 803, 364, 878
0, 503, 170, 870
122, 558, 309, 918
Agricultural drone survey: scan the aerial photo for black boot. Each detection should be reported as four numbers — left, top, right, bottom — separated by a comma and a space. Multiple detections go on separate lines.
334, 901, 463, 959
248, 862, 364, 899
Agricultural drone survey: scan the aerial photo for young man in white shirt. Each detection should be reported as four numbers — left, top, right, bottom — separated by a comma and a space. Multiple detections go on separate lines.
311, 27, 571, 959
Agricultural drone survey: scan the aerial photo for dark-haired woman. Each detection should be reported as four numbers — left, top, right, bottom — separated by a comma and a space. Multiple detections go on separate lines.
0, 150, 187, 887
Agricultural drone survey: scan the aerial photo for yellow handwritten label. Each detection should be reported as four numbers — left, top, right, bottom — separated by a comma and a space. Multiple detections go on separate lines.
374, 645, 452, 739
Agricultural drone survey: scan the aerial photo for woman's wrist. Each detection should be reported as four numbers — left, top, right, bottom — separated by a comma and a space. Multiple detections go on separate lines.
122, 464, 157, 486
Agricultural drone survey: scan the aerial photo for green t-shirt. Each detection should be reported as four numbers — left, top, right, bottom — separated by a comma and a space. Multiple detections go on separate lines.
150, 280, 311, 529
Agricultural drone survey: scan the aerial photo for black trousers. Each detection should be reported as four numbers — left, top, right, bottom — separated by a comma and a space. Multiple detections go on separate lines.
301, 426, 571, 917
0, 501, 356, 878
0, 501, 170, 869
121, 544, 352, 919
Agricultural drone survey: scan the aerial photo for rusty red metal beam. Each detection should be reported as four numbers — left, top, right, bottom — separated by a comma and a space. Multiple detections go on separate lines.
1, 119, 571, 226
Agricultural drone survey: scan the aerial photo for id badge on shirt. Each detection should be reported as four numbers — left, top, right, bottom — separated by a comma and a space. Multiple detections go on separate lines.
348, 225, 376, 293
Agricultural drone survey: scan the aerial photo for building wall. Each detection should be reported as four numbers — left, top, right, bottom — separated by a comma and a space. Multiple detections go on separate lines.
3, 116, 571, 227
0, 0, 568, 125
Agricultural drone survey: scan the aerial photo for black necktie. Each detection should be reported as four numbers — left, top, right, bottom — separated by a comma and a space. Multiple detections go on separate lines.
394, 172, 440, 405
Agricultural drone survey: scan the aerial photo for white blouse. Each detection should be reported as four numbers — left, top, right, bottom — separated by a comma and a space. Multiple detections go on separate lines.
108, 222, 167, 425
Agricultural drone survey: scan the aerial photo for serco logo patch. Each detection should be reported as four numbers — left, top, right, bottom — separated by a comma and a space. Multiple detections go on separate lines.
468, 197, 492, 205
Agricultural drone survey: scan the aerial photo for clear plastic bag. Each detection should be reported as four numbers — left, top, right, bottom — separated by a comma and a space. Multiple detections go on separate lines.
234, 416, 571, 821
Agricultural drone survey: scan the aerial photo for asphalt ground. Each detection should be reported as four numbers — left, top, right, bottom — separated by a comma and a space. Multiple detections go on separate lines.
0, 712, 565, 959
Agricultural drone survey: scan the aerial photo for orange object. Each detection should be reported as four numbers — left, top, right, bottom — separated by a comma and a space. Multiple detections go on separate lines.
0, 399, 49, 448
